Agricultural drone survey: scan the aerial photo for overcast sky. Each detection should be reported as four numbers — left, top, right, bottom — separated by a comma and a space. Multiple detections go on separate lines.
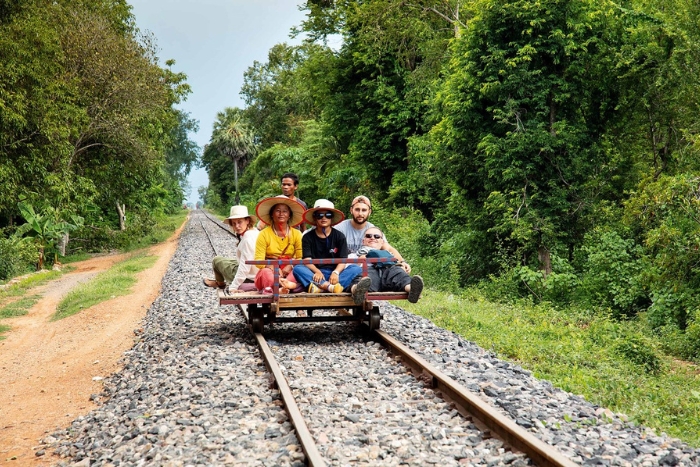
128, 0, 309, 205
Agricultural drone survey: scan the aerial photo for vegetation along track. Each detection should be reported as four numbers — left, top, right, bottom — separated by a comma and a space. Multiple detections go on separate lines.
43, 210, 699, 466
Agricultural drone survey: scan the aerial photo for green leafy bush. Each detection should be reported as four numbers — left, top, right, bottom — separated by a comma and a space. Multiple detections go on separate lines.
0, 234, 37, 281
613, 335, 663, 375
578, 230, 647, 317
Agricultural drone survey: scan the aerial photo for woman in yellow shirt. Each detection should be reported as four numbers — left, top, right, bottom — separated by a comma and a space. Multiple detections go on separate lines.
253, 195, 304, 292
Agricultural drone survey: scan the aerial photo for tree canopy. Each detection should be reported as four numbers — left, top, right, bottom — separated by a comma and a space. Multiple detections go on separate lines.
0, 0, 198, 270
201, 0, 700, 361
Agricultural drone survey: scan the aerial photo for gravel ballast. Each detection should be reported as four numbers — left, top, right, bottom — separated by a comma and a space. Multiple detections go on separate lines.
45, 211, 700, 466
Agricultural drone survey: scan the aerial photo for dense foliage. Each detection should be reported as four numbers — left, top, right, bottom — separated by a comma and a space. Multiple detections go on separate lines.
201, 0, 700, 361
0, 0, 198, 276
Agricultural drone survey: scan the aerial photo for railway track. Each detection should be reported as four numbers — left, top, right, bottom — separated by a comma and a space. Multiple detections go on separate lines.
199, 211, 576, 466
45, 210, 699, 466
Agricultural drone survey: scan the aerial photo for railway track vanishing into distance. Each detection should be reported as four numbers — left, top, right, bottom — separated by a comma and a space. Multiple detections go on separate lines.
45, 210, 700, 466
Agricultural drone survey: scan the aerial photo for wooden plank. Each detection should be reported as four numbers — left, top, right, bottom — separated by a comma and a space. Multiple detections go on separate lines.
219, 289, 409, 307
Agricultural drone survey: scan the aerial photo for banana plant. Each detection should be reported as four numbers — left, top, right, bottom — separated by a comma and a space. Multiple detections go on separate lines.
15, 201, 84, 270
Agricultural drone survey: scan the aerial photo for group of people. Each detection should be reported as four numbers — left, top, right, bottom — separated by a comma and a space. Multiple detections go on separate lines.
203, 173, 423, 304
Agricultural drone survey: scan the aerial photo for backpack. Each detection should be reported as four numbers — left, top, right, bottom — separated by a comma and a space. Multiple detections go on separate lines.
366, 249, 397, 268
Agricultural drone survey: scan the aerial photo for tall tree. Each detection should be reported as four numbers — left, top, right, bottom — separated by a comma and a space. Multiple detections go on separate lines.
202, 108, 257, 205
429, 0, 622, 274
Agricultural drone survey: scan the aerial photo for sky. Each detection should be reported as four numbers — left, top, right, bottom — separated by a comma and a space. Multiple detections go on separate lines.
127, 0, 309, 206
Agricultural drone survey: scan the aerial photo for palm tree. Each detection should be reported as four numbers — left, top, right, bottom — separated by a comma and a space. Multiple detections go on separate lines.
210, 108, 257, 204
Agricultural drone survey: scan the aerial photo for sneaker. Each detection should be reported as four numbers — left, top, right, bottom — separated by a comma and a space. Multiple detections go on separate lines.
407, 275, 423, 303
203, 278, 226, 289
352, 276, 371, 305
308, 283, 322, 294
329, 283, 344, 294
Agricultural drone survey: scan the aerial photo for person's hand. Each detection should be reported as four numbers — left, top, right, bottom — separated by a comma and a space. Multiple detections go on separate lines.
329, 272, 340, 285
400, 262, 411, 274
228, 287, 243, 294
313, 271, 324, 283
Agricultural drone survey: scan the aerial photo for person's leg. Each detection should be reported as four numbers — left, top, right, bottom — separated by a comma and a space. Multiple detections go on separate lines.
383, 266, 423, 303
254, 268, 275, 291
338, 264, 362, 289
204, 256, 236, 288
213, 256, 239, 283
382, 266, 411, 292
290, 265, 314, 288
313, 268, 340, 293
348, 268, 380, 304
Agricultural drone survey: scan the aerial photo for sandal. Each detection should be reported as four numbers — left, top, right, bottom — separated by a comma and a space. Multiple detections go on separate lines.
203, 278, 226, 289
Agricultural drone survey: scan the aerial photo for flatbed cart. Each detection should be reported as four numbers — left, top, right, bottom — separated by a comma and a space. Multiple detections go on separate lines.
218, 257, 406, 333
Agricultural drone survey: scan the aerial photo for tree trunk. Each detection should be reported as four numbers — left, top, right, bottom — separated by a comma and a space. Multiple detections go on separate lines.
234, 157, 240, 205
538, 246, 552, 278
116, 202, 126, 231
58, 232, 69, 257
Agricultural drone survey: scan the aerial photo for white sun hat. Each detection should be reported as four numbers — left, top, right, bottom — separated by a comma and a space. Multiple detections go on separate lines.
303, 199, 345, 226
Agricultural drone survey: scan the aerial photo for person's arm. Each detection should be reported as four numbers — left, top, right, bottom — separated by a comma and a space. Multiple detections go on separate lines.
381, 242, 411, 273
254, 229, 268, 268
231, 234, 256, 290
302, 233, 325, 282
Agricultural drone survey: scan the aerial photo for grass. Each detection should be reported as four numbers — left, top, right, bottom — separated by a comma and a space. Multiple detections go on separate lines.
123, 210, 189, 252
0, 294, 41, 318
0, 211, 187, 340
0, 269, 67, 299
53, 253, 157, 320
404, 288, 700, 447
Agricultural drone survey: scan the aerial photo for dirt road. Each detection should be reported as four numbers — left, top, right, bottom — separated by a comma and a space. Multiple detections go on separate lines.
0, 219, 186, 465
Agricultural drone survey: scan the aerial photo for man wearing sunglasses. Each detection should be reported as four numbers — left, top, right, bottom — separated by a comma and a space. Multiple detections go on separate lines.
334, 195, 405, 263
349, 226, 424, 303
288, 199, 366, 300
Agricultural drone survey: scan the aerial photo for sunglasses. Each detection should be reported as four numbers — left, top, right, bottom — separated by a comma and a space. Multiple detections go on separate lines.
365, 233, 382, 239
313, 211, 334, 219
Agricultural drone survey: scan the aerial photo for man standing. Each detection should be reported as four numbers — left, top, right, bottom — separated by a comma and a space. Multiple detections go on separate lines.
280, 172, 307, 210
334, 195, 404, 262
258, 172, 308, 230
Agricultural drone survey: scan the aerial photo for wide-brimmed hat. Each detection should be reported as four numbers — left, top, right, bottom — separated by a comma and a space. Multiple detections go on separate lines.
303, 199, 345, 226
224, 205, 257, 226
256, 195, 305, 227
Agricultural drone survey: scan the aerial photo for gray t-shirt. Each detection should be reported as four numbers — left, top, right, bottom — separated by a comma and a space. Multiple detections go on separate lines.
334, 219, 376, 255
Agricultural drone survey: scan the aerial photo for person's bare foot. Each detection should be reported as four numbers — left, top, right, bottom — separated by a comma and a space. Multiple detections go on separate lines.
279, 278, 296, 290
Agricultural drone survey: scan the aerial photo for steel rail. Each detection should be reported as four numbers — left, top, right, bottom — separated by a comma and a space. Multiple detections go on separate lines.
201, 210, 324, 465
241, 307, 326, 467
199, 210, 239, 257
199, 220, 220, 257
372, 329, 579, 467
201, 210, 235, 235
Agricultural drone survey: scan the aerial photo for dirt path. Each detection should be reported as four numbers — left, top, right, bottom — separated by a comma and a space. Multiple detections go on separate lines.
0, 218, 187, 465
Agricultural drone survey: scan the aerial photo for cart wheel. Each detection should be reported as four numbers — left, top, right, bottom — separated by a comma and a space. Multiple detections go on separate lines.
368, 306, 381, 331
251, 315, 264, 333
250, 305, 264, 333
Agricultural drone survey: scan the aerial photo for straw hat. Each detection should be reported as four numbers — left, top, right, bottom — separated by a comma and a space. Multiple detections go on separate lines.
224, 205, 257, 226
255, 195, 305, 227
303, 199, 345, 226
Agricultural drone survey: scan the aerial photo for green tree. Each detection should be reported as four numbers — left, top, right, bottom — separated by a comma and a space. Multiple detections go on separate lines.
428, 0, 622, 276
202, 108, 257, 206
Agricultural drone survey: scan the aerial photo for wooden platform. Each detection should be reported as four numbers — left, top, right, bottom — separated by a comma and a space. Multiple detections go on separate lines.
218, 289, 408, 308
